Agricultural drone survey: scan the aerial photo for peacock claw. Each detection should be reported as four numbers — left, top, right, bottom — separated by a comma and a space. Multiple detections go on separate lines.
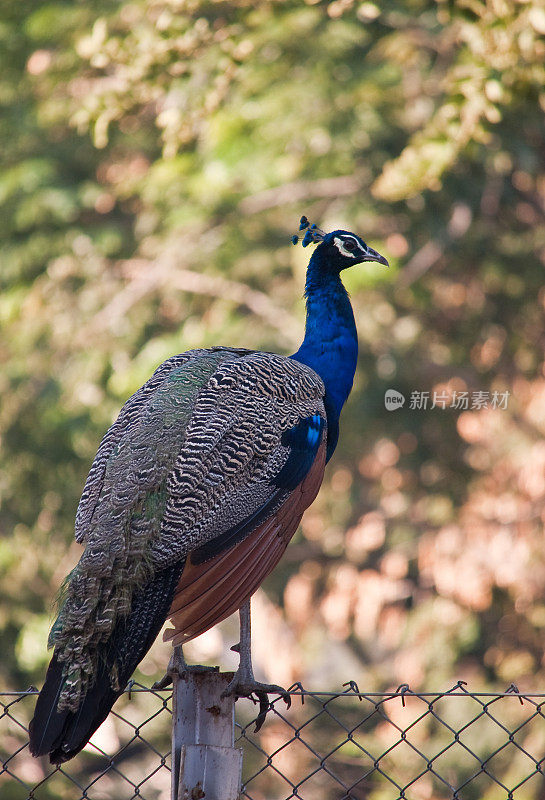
152, 645, 219, 690
151, 673, 173, 691
221, 677, 291, 732
152, 663, 219, 691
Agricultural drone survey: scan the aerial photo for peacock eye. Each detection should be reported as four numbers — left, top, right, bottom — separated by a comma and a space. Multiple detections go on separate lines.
343, 239, 356, 251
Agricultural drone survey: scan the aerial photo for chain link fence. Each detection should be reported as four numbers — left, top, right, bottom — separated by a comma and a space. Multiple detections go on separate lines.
2, 681, 545, 799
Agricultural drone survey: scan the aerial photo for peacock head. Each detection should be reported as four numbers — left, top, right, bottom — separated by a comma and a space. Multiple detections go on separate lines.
292, 216, 389, 271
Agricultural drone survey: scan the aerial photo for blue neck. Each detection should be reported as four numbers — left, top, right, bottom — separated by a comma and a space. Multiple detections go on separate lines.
291, 249, 358, 460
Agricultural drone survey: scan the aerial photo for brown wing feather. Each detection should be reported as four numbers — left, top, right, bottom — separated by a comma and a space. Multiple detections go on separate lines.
166, 520, 282, 640
163, 439, 326, 646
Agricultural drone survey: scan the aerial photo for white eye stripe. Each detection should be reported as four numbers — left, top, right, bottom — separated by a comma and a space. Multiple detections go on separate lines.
333, 236, 361, 258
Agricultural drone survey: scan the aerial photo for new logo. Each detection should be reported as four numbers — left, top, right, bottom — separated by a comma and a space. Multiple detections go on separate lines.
385, 389, 405, 411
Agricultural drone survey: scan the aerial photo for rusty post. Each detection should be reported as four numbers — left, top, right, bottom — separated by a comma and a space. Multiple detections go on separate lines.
171, 670, 242, 800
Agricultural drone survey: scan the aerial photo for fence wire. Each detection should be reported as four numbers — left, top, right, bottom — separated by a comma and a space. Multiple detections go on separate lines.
2, 681, 545, 799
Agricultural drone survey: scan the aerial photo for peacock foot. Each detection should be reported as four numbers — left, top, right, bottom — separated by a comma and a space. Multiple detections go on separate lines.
221, 673, 291, 732
151, 645, 218, 690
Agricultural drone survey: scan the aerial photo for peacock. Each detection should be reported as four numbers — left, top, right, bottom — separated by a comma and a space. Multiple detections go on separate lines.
29, 217, 388, 763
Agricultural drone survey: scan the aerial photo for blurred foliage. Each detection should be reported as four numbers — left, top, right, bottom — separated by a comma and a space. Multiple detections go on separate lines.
2, 0, 545, 785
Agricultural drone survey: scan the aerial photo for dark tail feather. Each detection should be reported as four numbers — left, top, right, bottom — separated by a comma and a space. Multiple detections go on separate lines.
29, 559, 184, 764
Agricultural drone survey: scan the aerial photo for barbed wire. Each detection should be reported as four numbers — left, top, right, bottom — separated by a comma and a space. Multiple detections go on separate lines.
2, 681, 545, 799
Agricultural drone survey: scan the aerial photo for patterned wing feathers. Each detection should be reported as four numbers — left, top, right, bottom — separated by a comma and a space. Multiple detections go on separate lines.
149, 352, 324, 565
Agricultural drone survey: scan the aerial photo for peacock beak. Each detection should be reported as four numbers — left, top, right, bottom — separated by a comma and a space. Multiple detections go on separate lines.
363, 247, 389, 267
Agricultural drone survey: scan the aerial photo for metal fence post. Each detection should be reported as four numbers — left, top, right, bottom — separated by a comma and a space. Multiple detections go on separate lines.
171, 670, 243, 800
